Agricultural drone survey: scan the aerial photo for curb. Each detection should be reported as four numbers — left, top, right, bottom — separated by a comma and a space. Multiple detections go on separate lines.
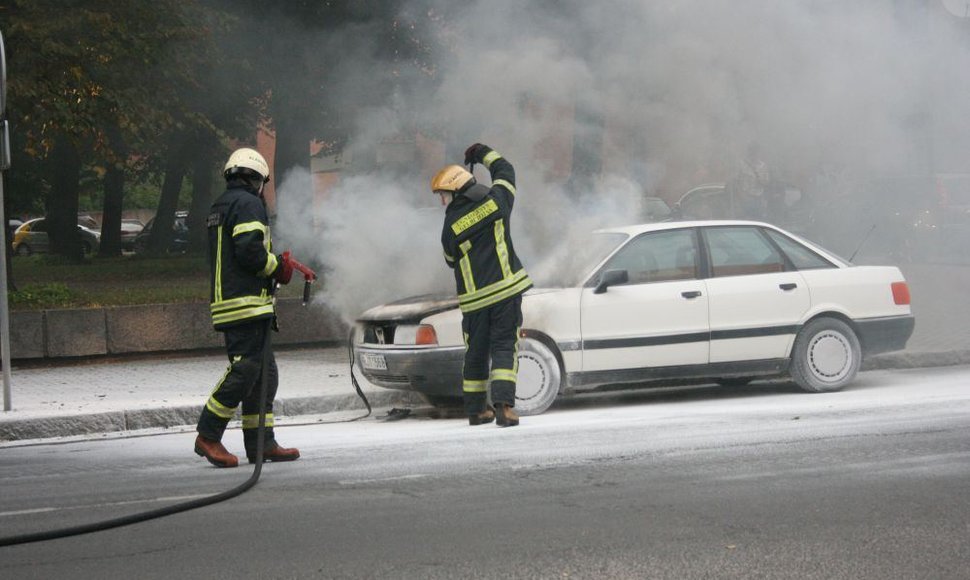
2, 350, 967, 443
0, 390, 413, 443
863, 349, 970, 370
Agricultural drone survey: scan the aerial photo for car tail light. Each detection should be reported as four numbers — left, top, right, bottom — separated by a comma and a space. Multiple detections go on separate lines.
891, 281, 911, 305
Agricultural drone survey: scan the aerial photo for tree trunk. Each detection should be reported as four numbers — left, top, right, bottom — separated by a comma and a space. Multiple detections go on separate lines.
186, 132, 217, 255
270, 99, 312, 219
146, 133, 188, 255
47, 136, 82, 261
99, 121, 127, 258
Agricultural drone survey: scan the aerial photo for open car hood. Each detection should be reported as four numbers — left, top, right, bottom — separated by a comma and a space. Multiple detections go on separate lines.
356, 293, 459, 323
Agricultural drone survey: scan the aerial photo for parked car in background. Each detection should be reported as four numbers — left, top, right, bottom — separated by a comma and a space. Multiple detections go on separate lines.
120, 219, 145, 251
353, 220, 914, 416
673, 182, 805, 227
12, 218, 101, 256
642, 196, 672, 222
6, 218, 23, 239
133, 211, 189, 254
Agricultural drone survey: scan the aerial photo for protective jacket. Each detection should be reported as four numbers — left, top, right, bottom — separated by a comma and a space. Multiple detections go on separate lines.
206, 186, 279, 330
441, 147, 532, 313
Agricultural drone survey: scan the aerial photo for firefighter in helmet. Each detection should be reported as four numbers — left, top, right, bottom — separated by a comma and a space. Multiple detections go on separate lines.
193, 147, 302, 467
431, 144, 532, 427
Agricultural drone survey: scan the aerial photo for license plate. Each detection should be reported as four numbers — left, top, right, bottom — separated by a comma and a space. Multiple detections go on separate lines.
359, 353, 387, 371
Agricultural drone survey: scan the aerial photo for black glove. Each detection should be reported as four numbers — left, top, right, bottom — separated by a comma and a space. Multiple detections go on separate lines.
273, 252, 294, 285
464, 143, 488, 166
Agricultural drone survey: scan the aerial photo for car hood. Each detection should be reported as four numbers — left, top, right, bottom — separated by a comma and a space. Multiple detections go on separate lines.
356, 288, 560, 323
356, 294, 459, 323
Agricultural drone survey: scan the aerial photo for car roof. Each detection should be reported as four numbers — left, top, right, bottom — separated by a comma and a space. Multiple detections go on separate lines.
591, 219, 850, 267
594, 219, 778, 236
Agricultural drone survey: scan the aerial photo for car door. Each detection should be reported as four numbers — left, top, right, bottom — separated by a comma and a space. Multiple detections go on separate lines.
702, 225, 810, 362
580, 228, 709, 372
31, 219, 50, 253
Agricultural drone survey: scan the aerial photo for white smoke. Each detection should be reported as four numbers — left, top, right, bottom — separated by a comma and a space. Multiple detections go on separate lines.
274, 0, 970, 321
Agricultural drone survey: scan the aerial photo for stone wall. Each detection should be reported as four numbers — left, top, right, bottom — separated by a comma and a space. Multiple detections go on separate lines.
8, 298, 349, 360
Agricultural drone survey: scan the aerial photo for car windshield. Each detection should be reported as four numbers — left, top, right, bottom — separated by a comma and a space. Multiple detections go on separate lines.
530, 232, 628, 287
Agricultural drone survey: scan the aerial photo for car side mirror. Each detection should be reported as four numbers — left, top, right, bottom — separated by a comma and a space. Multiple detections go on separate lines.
593, 269, 628, 294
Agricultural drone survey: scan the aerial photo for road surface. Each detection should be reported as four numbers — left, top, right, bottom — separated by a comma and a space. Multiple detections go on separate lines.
1, 366, 968, 579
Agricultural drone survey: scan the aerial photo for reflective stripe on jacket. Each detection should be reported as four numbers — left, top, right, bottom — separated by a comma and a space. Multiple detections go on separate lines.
207, 187, 278, 330
441, 148, 532, 313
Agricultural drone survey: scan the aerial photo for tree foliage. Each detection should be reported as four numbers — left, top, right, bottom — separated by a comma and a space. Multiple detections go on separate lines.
0, 0, 445, 259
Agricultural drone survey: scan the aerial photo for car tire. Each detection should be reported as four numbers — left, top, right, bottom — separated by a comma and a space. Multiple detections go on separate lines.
81, 241, 93, 256
15, 243, 31, 256
514, 337, 562, 416
789, 317, 861, 393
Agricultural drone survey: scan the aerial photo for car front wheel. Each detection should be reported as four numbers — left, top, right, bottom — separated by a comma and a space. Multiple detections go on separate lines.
15, 243, 31, 256
790, 317, 861, 393
514, 337, 562, 416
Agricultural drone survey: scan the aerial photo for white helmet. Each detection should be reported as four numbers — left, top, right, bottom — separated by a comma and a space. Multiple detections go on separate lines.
223, 147, 270, 183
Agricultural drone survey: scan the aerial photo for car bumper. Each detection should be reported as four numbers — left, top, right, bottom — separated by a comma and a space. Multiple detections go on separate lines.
355, 344, 464, 397
855, 314, 915, 356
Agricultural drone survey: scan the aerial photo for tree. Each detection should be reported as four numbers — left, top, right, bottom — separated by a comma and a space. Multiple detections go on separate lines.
2, 1, 262, 258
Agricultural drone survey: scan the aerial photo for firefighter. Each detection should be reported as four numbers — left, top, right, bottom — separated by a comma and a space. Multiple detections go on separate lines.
193, 147, 301, 467
431, 143, 533, 427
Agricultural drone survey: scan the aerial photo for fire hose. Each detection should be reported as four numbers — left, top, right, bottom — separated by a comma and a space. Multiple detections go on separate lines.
0, 258, 370, 547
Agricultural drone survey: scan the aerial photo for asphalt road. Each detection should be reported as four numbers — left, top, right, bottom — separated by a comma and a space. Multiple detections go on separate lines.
1, 366, 968, 579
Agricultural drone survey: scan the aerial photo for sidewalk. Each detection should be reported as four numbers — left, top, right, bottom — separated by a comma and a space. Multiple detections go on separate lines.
1, 261, 968, 443
0, 347, 416, 444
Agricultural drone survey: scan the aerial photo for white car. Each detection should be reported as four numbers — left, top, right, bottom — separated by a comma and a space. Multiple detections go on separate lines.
354, 220, 914, 416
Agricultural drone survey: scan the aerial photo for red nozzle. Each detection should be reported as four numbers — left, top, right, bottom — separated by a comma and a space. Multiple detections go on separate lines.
282, 251, 317, 282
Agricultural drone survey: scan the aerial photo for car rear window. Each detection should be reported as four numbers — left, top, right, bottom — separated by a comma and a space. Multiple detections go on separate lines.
705, 226, 785, 277
765, 229, 835, 270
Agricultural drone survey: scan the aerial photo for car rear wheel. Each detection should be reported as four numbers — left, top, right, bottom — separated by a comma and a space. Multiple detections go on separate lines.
514, 337, 562, 416
790, 317, 861, 393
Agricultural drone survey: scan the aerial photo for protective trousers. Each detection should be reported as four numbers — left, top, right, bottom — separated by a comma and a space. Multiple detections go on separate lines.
196, 320, 279, 454
461, 294, 522, 415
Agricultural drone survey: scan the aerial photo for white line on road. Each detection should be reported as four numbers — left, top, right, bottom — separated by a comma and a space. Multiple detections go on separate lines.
0, 494, 210, 518
338, 473, 430, 485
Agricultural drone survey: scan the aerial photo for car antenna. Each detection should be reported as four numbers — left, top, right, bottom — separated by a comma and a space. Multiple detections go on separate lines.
848, 224, 876, 262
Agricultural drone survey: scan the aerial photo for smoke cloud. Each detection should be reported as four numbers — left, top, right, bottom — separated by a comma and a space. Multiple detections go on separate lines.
273, 0, 970, 322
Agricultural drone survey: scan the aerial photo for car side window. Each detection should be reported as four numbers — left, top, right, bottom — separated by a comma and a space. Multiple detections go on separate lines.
764, 229, 835, 270
706, 226, 785, 277
601, 229, 697, 285
32, 220, 47, 233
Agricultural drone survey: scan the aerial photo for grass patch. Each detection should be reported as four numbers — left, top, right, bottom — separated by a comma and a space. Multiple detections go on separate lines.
8, 253, 309, 310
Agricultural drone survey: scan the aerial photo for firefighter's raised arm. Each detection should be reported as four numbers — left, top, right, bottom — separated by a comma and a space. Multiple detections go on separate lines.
464, 143, 516, 205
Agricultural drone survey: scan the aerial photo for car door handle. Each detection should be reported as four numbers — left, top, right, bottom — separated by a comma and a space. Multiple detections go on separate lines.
681, 290, 702, 299
779, 283, 797, 291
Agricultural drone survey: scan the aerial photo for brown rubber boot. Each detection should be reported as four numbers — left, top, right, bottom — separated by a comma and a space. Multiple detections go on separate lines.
494, 403, 519, 427
194, 435, 239, 468
248, 443, 300, 464
468, 407, 495, 426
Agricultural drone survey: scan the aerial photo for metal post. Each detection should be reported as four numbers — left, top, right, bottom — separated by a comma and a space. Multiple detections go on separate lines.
1, 29, 12, 411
